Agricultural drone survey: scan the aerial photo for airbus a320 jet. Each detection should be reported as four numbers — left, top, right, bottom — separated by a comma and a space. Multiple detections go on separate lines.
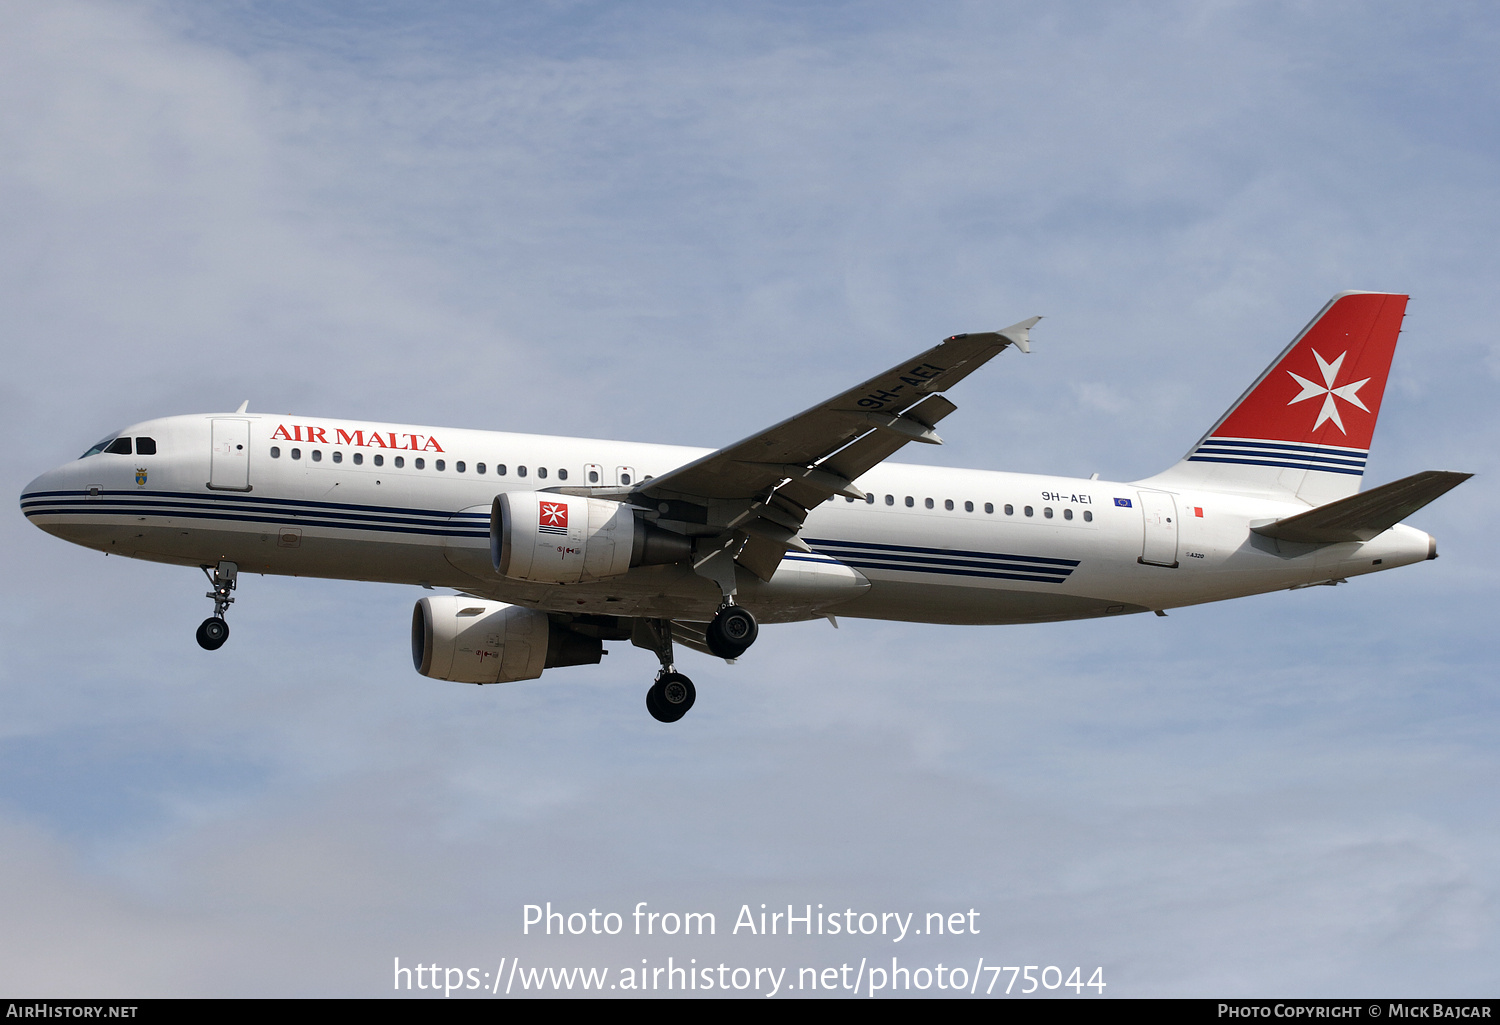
21, 292, 1468, 722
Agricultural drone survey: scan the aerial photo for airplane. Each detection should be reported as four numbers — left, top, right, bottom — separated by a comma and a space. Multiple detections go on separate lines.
20, 292, 1469, 722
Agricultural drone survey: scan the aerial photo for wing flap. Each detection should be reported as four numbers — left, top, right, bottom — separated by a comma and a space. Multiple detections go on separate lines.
668, 620, 718, 658
735, 535, 791, 582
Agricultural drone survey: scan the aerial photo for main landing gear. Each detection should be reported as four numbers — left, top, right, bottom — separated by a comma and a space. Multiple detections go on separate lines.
634, 618, 697, 723
632, 604, 760, 723
647, 671, 696, 723
196, 560, 238, 651
705, 604, 758, 660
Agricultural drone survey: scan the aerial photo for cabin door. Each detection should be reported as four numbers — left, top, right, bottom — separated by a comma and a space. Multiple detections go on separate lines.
209, 419, 252, 491
1137, 490, 1179, 568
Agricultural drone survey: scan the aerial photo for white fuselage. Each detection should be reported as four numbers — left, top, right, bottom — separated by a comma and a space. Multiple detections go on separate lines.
21, 413, 1436, 627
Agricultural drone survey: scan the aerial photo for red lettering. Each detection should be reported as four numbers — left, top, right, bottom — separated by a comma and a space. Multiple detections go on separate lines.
275, 424, 436, 450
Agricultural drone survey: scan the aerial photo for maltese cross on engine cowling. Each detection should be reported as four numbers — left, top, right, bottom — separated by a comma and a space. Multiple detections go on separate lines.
538, 501, 569, 535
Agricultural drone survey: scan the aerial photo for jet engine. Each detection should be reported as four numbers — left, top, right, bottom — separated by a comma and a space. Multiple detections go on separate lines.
411, 595, 603, 684
491, 492, 690, 584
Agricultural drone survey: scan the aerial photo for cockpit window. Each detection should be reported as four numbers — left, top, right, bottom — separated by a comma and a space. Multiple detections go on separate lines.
80, 435, 117, 458
80, 435, 155, 458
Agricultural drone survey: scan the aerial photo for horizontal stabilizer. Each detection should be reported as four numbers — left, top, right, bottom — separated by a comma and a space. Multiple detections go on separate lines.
1251, 470, 1471, 544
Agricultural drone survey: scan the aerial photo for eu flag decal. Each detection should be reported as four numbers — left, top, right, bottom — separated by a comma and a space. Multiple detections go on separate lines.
1114, 497, 1132, 508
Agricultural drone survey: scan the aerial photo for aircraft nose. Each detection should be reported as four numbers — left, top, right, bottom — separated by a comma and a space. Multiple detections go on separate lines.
20, 465, 74, 538
21, 468, 53, 505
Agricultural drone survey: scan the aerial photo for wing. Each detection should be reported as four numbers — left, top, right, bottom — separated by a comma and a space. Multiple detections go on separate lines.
642, 319, 1040, 505
559, 317, 1041, 583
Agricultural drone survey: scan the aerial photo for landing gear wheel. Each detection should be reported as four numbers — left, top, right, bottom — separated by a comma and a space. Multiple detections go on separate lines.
706, 605, 758, 659
647, 672, 696, 723
196, 616, 229, 651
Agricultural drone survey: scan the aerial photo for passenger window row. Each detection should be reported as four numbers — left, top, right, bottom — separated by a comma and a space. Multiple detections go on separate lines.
836, 492, 1094, 522
267, 447, 571, 480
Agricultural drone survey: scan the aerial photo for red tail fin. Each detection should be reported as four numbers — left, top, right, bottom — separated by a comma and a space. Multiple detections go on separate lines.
1144, 292, 1408, 504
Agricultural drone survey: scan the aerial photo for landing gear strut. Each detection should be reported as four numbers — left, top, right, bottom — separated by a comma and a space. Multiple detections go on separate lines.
706, 604, 758, 660
634, 618, 696, 723
690, 538, 758, 660
196, 560, 238, 651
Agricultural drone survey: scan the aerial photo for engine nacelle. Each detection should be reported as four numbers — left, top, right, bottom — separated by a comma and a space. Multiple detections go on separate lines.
411, 595, 602, 684
491, 491, 690, 584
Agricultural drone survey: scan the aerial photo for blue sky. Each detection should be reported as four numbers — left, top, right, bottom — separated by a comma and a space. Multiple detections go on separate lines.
2, 0, 1497, 996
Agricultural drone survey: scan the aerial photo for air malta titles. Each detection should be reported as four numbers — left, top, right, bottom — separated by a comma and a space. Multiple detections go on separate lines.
269, 424, 445, 452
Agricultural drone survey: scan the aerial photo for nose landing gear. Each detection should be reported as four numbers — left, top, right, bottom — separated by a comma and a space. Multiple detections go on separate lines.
196, 560, 238, 651
195, 616, 229, 650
